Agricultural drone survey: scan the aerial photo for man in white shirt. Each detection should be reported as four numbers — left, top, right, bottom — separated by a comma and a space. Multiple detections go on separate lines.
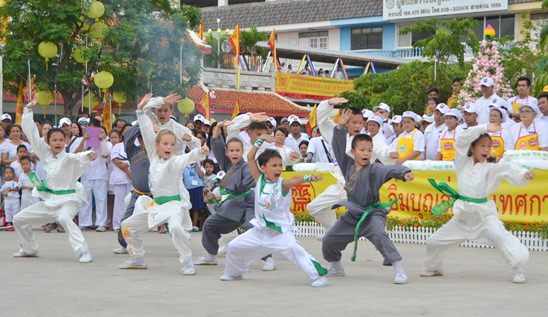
305, 127, 335, 163
284, 115, 309, 152
538, 93, 548, 125
423, 103, 448, 160
373, 102, 394, 141
507, 76, 538, 120
463, 103, 479, 129
474, 77, 508, 124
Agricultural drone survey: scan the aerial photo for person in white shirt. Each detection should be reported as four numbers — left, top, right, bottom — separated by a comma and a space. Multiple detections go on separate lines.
387, 115, 403, 146
463, 103, 480, 129
284, 115, 309, 153
423, 103, 449, 160
538, 92, 548, 126
506, 103, 548, 151
265, 117, 277, 135
109, 129, 133, 232
435, 109, 464, 161
366, 115, 394, 165
305, 127, 335, 164
390, 111, 425, 164
507, 76, 538, 119
373, 103, 394, 141
1, 167, 20, 228
474, 77, 508, 125
258, 127, 300, 167
17, 156, 40, 211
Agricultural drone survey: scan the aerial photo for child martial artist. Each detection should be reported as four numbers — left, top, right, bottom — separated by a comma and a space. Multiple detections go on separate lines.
119, 93, 209, 275
221, 137, 329, 287
421, 123, 534, 283
322, 109, 414, 284
13, 95, 97, 263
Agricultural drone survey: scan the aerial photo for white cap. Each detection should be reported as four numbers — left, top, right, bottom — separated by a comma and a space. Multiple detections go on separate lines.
422, 114, 434, 123
402, 111, 419, 122
1, 113, 12, 122
266, 117, 277, 128
366, 114, 383, 127
463, 102, 480, 115
489, 105, 508, 123
480, 77, 495, 87
216, 170, 226, 180
435, 103, 449, 115
445, 109, 463, 121
362, 109, 374, 119
193, 114, 205, 123
288, 115, 300, 126
374, 103, 391, 113
59, 117, 72, 127
77, 117, 90, 125
131, 120, 138, 126
518, 103, 540, 115
203, 119, 211, 126
390, 115, 403, 125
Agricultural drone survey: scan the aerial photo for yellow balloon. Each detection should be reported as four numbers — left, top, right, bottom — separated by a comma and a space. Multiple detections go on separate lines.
38, 41, 58, 59
36, 90, 53, 107
112, 91, 126, 104
90, 21, 108, 40
177, 98, 195, 115
94, 71, 114, 89
73, 47, 88, 64
87, 1, 105, 20
83, 93, 100, 109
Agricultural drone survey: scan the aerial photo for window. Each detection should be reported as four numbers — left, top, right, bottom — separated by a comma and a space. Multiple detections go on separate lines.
298, 31, 329, 49
531, 12, 548, 43
397, 23, 434, 47
350, 27, 383, 50
471, 15, 515, 40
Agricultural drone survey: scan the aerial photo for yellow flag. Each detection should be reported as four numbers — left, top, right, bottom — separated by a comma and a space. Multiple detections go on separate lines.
15, 79, 24, 124
231, 101, 239, 119
229, 23, 240, 90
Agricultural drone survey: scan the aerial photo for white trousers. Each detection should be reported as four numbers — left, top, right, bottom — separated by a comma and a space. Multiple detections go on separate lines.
4, 198, 21, 222
224, 227, 324, 281
112, 183, 133, 230
306, 182, 346, 231
121, 211, 192, 264
20, 194, 40, 211
423, 216, 529, 271
13, 201, 89, 255
79, 179, 108, 227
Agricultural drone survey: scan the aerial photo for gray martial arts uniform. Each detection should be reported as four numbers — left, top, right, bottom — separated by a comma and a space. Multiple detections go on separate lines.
201, 136, 255, 255
322, 126, 410, 265
117, 125, 151, 248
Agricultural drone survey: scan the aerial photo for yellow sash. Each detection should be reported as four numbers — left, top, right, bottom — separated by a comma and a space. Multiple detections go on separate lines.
397, 129, 421, 160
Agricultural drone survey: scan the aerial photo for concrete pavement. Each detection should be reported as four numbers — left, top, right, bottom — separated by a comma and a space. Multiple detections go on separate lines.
1, 229, 547, 317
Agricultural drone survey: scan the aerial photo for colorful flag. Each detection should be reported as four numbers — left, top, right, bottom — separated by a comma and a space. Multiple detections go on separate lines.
268, 29, 280, 71
15, 79, 24, 124
201, 92, 210, 120
198, 18, 203, 40
229, 23, 241, 89
306, 104, 317, 135
102, 92, 112, 133
231, 101, 239, 119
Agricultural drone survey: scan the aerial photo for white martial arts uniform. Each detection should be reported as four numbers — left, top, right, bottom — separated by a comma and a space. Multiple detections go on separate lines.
223, 174, 326, 282
18, 172, 40, 210
14, 108, 93, 256
307, 136, 335, 164
371, 132, 395, 165
1, 180, 20, 222
121, 109, 206, 265
110, 142, 133, 230
423, 124, 530, 272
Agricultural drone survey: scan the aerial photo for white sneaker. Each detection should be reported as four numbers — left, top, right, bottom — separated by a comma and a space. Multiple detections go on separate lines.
79, 251, 93, 263
393, 272, 408, 284
112, 246, 128, 255
311, 276, 329, 287
119, 257, 147, 269
315, 234, 324, 241
96, 226, 107, 232
420, 270, 443, 277
328, 262, 345, 276
220, 274, 243, 281
195, 254, 217, 265
181, 264, 197, 276
13, 249, 38, 257
261, 257, 276, 271
217, 246, 227, 256
512, 268, 526, 284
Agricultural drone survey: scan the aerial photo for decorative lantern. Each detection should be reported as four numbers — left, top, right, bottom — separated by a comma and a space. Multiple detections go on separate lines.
36, 90, 53, 117
87, 1, 105, 21
38, 41, 58, 70
485, 24, 496, 40
73, 47, 88, 64
177, 98, 195, 115
90, 21, 108, 40
112, 91, 126, 104
94, 71, 114, 91
83, 93, 100, 109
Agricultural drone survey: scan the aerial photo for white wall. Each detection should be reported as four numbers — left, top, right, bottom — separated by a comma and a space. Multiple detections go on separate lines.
328, 28, 340, 50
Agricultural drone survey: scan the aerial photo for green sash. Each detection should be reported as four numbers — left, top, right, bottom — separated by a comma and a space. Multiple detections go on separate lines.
428, 179, 488, 216
261, 214, 283, 233
351, 199, 399, 262
219, 188, 253, 204
28, 172, 76, 195
153, 195, 180, 205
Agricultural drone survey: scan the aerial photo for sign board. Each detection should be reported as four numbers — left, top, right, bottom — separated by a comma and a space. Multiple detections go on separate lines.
383, 0, 508, 21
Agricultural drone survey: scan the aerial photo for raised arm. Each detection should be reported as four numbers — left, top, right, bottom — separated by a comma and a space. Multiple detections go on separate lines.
142, 96, 165, 125
317, 98, 347, 145
227, 112, 269, 143
247, 138, 262, 182
22, 96, 49, 160
171, 146, 209, 173
332, 109, 353, 175
136, 93, 158, 160
455, 124, 488, 160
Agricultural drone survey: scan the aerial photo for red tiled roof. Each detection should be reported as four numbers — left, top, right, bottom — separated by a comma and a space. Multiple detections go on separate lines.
187, 86, 310, 117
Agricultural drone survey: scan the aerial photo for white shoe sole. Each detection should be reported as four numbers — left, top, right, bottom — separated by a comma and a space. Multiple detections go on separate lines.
220, 275, 243, 281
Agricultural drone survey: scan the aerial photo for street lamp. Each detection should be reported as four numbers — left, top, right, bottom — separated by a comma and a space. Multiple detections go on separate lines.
216, 18, 221, 69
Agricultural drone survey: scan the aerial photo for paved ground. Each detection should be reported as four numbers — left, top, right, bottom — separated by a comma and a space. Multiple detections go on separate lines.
1, 229, 547, 317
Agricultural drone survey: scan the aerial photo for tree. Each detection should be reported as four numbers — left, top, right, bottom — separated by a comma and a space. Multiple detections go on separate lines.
240, 25, 268, 70
0, 0, 203, 117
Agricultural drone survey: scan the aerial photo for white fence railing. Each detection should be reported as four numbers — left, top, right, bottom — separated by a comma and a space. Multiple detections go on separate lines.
294, 222, 548, 252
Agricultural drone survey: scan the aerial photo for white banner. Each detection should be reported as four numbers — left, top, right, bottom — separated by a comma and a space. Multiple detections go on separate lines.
383, 0, 508, 21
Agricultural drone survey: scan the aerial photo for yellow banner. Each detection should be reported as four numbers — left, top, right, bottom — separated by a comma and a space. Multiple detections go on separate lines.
284, 170, 548, 224
275, 72, 354, 99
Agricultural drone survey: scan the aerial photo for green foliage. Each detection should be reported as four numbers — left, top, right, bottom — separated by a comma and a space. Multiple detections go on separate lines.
0, 0, 203, 116
343, 61, 468, 114
203, 32, 229, 68
400, 18, 479, 67
240, 25, 268, 56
